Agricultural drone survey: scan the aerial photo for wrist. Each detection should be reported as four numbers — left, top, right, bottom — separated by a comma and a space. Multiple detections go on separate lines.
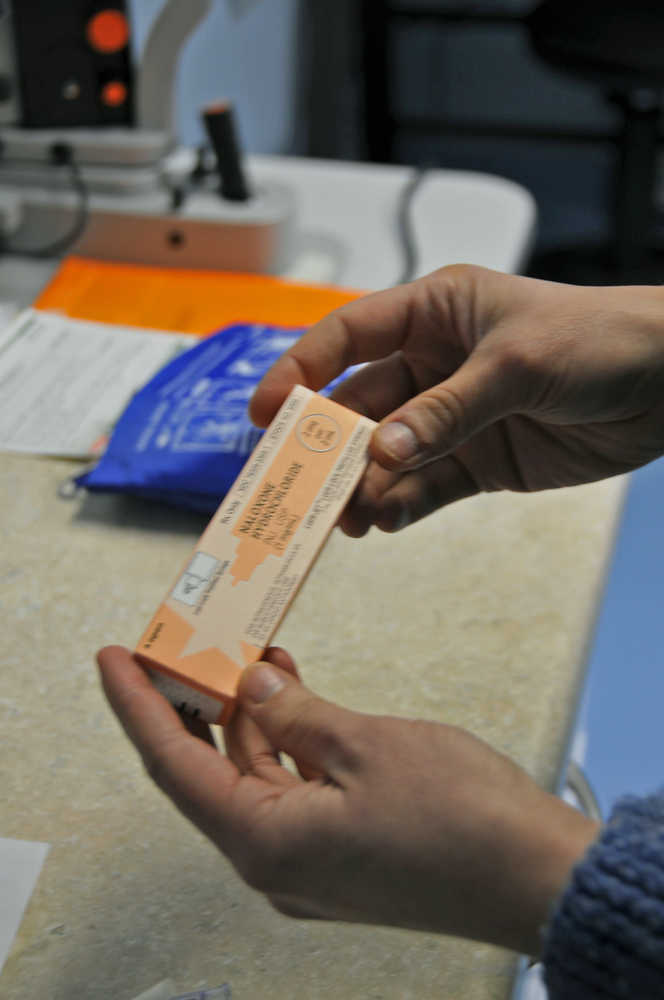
500, 789, 600, 957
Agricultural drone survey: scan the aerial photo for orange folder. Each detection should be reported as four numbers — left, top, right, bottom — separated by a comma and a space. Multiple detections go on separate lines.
34, 256, 365, 335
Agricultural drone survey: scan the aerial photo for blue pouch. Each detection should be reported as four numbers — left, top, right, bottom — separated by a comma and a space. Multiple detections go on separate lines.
77, 323, 350, 512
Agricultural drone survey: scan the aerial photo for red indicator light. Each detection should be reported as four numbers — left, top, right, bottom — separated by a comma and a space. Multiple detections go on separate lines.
86, 10, 130, 54
101, 79, 128, 107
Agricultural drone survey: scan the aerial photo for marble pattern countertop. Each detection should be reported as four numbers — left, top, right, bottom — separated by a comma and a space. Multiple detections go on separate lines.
1, 453, 625, 1000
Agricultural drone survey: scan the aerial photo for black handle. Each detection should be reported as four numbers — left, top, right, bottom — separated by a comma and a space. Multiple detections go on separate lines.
202, 101, 251, 202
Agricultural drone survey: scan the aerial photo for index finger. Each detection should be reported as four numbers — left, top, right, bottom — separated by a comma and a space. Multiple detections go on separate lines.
97, 645, 241, 841
249, 281, 420, 427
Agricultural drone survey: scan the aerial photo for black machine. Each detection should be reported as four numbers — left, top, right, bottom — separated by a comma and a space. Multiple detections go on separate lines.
0, 1, 133, 128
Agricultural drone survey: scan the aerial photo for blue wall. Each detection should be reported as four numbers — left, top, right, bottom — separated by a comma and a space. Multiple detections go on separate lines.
129, 0, 300, 153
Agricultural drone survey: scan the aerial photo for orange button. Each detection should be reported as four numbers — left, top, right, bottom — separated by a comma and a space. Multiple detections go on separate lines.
86, 10, 130, 53
101, 79, 128, 107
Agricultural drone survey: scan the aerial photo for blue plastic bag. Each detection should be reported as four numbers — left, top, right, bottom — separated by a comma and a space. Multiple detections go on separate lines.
77, 323, 350, 512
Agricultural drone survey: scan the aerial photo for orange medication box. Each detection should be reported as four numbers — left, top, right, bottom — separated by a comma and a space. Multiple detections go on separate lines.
135, 385, 376, 723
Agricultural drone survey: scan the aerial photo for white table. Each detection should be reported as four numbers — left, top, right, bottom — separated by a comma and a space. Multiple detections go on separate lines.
256, 154, 536, 288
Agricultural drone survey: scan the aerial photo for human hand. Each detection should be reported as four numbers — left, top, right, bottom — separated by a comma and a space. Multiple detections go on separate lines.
250, 265, 664, 534
97, 644, 598, 956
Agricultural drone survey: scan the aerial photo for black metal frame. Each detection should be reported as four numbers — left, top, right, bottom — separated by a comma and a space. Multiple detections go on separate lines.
359, 0, 664, 280
359, 1, 624, 161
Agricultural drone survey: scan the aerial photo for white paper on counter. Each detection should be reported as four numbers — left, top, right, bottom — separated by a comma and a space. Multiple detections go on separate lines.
0, 838, 49, 974
0, 309, 199, 458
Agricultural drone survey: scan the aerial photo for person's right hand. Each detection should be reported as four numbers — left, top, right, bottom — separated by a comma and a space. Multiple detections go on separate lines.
250, 265, 664, 535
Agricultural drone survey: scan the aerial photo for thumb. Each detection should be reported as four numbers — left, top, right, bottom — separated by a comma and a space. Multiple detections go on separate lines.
237, 663, 359, 780
371, 350, 516, 471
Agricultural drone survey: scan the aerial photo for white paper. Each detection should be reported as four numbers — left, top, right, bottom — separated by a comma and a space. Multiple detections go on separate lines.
0, 309, 199, 458
0, 301, 20, 329
0, 838, 49, 974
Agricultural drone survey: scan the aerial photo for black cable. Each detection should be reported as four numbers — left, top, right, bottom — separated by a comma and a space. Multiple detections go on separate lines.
395, 165, 429, 285
2, 143, 90, 259
191, 142, 211, 182
168, 144, 215, 213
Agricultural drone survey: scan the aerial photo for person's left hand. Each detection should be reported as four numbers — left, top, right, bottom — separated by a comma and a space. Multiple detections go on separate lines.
97, 645, 598, 956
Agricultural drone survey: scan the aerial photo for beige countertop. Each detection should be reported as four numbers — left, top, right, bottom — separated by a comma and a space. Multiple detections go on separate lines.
1, 452, 625, 1000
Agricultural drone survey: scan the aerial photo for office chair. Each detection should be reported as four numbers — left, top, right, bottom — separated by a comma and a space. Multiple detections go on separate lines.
526, 0, 664, 282
360, 1, 664, 283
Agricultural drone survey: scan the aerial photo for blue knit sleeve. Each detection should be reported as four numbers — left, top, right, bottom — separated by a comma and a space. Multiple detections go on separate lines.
542, 790, 664, 998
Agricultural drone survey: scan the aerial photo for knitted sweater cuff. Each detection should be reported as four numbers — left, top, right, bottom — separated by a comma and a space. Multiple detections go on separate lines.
542, 790, 664, 999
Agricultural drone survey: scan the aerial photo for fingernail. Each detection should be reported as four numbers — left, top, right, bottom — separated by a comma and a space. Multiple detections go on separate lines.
243, 665, 285, 704
377, 421, 419, 462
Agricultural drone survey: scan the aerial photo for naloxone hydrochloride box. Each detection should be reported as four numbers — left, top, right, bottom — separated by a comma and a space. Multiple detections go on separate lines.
135, 385, 377, 723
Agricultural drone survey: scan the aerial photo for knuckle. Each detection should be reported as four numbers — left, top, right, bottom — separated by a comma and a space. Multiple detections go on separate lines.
279, 693, 347, 757
490, 312, 566, 382
275, 695, 319, 754
490, 335, 554, 410
495, 336, 538, 378
308, 719, 348, 764
432, 261, 479, 288
246, 748, 279, 772
340, 715, 389, 771
302, 703, 366, 774
412, 388, 466, 448
332, 310, 363, 371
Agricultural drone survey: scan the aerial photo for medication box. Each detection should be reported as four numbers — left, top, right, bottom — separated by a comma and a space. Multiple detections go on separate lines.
135, 385, 376, 723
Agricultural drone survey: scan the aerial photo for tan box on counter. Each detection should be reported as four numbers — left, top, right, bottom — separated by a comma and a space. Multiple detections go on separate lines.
135, 384, 376, 723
